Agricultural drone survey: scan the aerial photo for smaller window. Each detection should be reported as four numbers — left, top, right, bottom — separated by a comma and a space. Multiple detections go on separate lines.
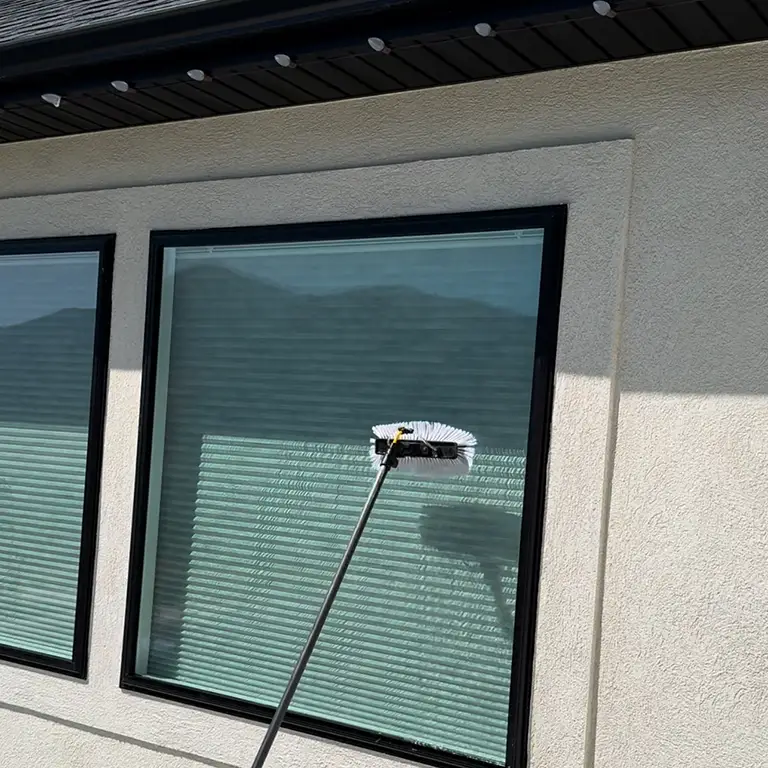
0, 235, 113, 677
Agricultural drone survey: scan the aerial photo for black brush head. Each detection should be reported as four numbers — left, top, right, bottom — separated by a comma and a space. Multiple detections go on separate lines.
373, 438, 459, 460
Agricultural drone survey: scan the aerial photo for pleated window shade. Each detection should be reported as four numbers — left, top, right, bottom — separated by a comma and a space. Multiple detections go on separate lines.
0, 251, 100, 661
137, 228, 546, 764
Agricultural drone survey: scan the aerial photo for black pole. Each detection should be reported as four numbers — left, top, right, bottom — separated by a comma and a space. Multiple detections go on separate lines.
250, 438, 402, 768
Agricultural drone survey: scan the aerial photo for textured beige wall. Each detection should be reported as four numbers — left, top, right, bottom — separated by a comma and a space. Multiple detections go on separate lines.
0, 38, 766, 768
0, 140, 634, 768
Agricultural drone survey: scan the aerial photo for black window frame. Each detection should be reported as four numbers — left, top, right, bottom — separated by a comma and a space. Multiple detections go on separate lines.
121, 206, 567, 768
0, 233, 115, 679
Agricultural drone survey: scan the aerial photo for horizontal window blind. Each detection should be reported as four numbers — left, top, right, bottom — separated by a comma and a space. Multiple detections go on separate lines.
140, 229, 545, 764
0, 251, 100, 661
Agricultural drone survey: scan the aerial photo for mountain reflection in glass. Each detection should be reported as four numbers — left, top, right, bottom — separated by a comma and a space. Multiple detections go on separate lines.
139, 230, 545, 764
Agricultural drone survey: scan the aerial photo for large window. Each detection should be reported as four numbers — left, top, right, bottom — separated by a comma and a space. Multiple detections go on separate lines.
0, 236, 113, 677
123, 209, 565, 766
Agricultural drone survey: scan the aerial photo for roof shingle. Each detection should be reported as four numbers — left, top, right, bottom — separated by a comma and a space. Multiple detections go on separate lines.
0, 0, 223, 48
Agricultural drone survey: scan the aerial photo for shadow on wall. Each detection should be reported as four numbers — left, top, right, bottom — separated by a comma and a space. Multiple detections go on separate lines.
0, 701, 240, 768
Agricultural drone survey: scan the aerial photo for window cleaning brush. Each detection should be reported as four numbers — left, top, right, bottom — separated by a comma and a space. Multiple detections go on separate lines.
250, 421, 477, 768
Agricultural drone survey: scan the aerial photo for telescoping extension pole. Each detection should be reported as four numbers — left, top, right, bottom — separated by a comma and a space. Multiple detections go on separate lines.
250, 430, 410, 768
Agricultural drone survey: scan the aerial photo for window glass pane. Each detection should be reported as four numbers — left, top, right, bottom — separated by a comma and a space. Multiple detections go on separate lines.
0, 251, 100, 660
138, 228, 545, 764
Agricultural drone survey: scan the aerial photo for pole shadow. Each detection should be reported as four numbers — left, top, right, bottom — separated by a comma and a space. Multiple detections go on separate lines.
419, 503, 522, 642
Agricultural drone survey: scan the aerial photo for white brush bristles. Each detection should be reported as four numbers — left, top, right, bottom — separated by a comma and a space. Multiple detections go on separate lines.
370, 421, 477, 478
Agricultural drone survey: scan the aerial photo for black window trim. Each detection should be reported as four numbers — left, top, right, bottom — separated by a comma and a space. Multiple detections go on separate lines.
0, 233, 115, 679
121, 205, 567, 768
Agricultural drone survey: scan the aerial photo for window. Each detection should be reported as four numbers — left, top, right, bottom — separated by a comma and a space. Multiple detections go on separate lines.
123, 209, 565, 767
0, 236, 113, 677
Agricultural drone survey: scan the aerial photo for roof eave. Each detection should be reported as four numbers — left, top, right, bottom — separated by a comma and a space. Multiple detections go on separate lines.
0, 0, 582, 94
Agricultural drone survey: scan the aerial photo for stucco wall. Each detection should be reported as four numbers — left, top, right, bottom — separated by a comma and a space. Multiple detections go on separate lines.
0, 38, 766, 768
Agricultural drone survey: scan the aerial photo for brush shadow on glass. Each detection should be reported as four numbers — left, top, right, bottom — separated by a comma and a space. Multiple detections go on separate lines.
419, 503, 522, 642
